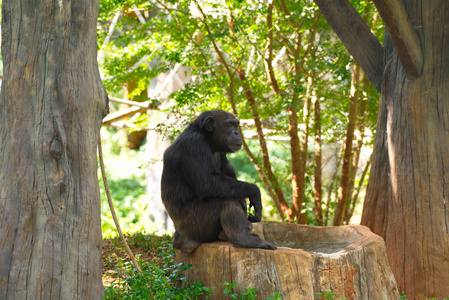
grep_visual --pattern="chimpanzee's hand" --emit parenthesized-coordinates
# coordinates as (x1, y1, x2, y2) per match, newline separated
(248, 212, 261, 223)
(248, 187, 262, 222)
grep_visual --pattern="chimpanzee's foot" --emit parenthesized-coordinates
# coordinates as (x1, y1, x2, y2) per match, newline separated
(259, 239, 276, 250)
(230, 235, 277, 250)
(218, 231, 273, 249)
(173, 230, 201, 253)
(231, 236, 277, 250)
(220, 201, 276, 250)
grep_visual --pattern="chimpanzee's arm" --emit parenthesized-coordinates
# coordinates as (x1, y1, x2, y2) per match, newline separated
(216, 153, 250, 214)
(183, 147, 262, 221)
(218, 153, 236, 178)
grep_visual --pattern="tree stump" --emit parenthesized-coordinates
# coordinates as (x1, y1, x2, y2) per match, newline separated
(175, 221, 400, 299)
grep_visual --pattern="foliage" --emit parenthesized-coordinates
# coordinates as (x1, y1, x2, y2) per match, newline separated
(98, 127, 153, 237)
(222, 282, 282, 300)
(223, 282, 257, 300)
(105, 260, 212, 299)
(104, 233, 214, 299)
(97, 0, 382, 224)
(397, 290, 449, 300)
(316, 290, 348, 300)
(228, 139, 291, 220)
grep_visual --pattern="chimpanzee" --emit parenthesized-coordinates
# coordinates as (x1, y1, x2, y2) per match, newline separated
(161, 110, 276, 253)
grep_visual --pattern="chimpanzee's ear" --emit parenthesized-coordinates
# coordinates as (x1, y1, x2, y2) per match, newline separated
(204, 116, 215, 132)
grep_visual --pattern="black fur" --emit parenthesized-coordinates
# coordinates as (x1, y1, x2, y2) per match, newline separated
(161, 110, 276, 252)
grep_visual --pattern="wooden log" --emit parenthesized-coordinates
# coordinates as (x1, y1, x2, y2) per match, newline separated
(176, 221, 400, 299)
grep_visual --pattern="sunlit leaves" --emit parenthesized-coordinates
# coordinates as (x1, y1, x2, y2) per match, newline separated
(97, 0, 380, 156)
(97, 0, 382, 221)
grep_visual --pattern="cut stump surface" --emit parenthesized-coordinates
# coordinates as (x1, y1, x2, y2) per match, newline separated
(175, 221, 399, 299)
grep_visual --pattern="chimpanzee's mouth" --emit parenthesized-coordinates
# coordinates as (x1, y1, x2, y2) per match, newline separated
(229, 143, 243, 152)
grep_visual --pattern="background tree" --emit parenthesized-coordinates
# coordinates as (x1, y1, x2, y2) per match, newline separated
(0, 0, 108, 298)
(97, 0, 379, 226)
(314, 0, 449, 297)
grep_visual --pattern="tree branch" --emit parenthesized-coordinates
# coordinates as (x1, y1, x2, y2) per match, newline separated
(191, 0, 288, 219)
(372, 0, 423, 79)
(265, 0, 281, 94)
(313, 0, 384, 91)
(97, 9, 122, 63)
(236, 67, 290, 218)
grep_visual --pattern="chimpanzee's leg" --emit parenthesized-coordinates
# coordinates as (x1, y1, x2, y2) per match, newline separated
(218, 220, 256, 241)
(172, 199, 275, 252)
(220, 200, 276, 250)
(172, 198, 224, 252)
(218, 198, 256, 241)
(238, 198, 247, 214)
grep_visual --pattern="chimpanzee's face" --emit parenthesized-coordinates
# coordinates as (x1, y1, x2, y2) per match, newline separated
(203, 110, 243, 153)
(222, 118, 242, 152)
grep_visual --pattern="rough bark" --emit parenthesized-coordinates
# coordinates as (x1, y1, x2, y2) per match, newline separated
(372, 0, 423, 78)
(0, 1, 108, 299)
(361, 1, 449, 298)
(176, 222, 399, 300)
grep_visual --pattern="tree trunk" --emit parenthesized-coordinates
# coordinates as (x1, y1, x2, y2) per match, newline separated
(324, 145, 342, 226)
(347, 156, 371, 223)
(344, 88, 367, 224)
(362, 1, 449, 297)
(0, 1, 108, 299)
(176, 222, 399, 300)
(334, 63, 360, 225)
(263, 7, 298, 221)
(296, 78, 314, 223)
(288, 105, 303, 221)
(237, 68, 288, 218)
(313, 90, 323, 225)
